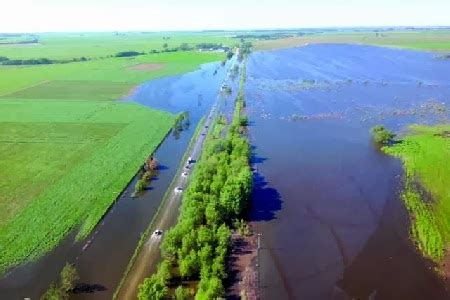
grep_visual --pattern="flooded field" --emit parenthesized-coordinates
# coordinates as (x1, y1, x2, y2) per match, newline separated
(0, 61, 231, 299)
(247, 44, 450, 299)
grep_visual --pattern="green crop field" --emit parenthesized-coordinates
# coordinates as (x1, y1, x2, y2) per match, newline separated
(0, 32, 234, 60)
(0, 51, 225, 98)
(0, 100, 175, 273)
(0, 32, 228, 274)
(5, 81, 133, 101)
(384, 125, 450, 262)
(253, 30, 450, 52)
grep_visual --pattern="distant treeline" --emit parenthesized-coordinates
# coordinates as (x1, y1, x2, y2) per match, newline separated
(0, 42, 232, 66)
(196, 43, 228, 50)
(115, 51, 144, 57)
(116, 43, 231, 57)
(0, 56, 89, 66)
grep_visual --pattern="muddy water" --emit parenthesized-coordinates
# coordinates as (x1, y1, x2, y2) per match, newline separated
(247, 44, 450, 299)
(0, 60, 232, 299)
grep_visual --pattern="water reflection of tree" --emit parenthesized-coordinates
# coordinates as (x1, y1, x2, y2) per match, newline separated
(172, 111, 190, 140)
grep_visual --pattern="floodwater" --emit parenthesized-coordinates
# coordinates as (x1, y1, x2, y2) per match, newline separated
(247, 44, 450, 299)
(0, 60, 232, 299)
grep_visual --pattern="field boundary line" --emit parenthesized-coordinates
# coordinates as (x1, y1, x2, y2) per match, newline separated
(0, 80, 50, 98)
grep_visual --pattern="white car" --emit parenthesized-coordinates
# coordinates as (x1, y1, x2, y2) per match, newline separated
(175, 186, 183, 193)
(182, 172, 189, 177)
(152, 229, 163, 238)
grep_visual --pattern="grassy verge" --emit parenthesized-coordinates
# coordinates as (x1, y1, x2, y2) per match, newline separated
(0, 100, 175, 274)
(384, 125, 450, 262)
(112, 117, 206, 299)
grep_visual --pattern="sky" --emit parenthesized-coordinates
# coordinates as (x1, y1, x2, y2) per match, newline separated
(1, 0, 450, 33)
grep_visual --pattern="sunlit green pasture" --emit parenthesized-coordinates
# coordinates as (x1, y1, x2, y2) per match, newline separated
(0, 32, 234, 60)
(0, 32, 228, 274)
(5, 81, 133, 100)
(0, 51, 225, 98)
(384, 125, 450, 261)
(0, 100, 175, 273)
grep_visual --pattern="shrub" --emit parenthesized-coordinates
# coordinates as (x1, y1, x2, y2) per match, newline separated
(41, 263, 78, 300)
(239, 116, 249, 127)
(115, 51, 143, 57)
(234, 219, 251, 236)
(40, 282, 66, 300)
(142, 171, 153, 182)
(175, 286, 191, 300)
(179, 43, 192, 51)
(134, 179, 147, 193)
(60, 263, 79, 292)
(371, 125, 396, 145)
(2, 58, 54, 65)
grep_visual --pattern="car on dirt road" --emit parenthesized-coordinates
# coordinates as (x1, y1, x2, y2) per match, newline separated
(152, 230, 163, 238)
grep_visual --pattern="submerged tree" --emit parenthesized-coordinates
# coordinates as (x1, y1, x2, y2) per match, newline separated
(40, 282, 67, 300)
(60, 263, 79, 293)
(371, 125, 396, 146)
(41, 263, 78, 300)
(134, 179, 147, 193)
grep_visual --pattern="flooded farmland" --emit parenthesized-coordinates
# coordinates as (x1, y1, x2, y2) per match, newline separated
(0, 60, 233, 299)
(247, 44, 450, 299)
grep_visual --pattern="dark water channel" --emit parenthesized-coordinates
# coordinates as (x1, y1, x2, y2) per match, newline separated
(0, 60, 234, 299)
(247, 44, 450, 299)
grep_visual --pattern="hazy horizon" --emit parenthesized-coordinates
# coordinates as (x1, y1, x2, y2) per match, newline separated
(3, 26, 450, 35)
(1, 0, 450, 33)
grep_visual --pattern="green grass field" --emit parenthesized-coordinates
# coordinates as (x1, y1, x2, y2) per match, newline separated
(0, 100, 175, 273)
(0, 33, 227, 274)
(0, 51, 225, 98)
(0, 32, 234, 60)
(5, 81, 133, 100)
(253, 31, 450, 52)
(384, 125, 450, 262)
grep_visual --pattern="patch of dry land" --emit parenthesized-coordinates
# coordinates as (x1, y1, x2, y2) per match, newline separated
(127, 63, 165, 71)
(253, 31, 450, 52)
